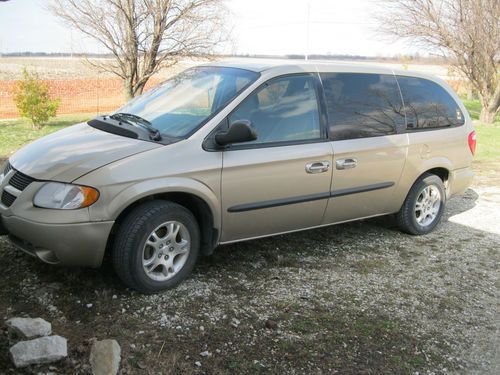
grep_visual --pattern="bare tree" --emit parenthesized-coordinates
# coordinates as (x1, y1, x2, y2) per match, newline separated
(376, 0, 500, 124)
(50, 0, 228, 99)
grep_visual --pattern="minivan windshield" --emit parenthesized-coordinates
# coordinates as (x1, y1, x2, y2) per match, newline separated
(116, 67, 259, 138)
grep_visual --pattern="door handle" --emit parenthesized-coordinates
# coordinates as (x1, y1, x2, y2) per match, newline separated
(336, 158, 357, 170)
(305, 161, 330, 174)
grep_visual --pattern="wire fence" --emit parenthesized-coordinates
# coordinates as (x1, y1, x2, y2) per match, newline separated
(0, 77, 162, 119)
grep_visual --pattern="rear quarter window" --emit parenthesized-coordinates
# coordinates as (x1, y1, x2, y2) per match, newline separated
(396, 76, 465, 130)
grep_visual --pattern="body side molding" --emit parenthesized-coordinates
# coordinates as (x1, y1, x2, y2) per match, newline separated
(228, 182, 395, 213)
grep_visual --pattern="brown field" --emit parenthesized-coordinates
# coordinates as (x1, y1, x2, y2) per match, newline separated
(0, 56, 467, 119)
(0, 57, 196, 118)
(0, 77, 163, 118)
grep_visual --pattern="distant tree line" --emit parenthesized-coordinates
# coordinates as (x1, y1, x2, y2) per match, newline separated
(2, 51, 450, 64)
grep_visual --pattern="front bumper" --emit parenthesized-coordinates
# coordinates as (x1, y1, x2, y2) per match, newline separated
(1, 215, 114, 268)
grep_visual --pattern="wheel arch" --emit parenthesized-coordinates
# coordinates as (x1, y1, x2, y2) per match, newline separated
(393, 162, 452, 215)
(396, 168, 447, 235)
(424, 167, 449, 184)
(103, 178, 221, 258)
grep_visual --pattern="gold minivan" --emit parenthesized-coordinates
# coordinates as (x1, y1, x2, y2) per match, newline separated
(0, 62, 475, 293)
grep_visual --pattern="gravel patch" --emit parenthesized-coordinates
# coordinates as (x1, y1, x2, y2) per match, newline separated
(0, 166, 498, 374)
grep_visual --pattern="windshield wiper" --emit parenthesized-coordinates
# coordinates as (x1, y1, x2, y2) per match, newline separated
(109, 113, 162, 141)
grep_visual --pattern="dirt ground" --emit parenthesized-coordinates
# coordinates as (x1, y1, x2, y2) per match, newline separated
(0, 163, 498, 374)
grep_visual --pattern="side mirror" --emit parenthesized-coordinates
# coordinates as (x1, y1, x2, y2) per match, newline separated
(215, 120, 257, 146)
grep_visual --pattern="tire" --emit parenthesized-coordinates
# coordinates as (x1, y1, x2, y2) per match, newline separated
(112, 200, 200, 293)
(396, 174, 446, 235)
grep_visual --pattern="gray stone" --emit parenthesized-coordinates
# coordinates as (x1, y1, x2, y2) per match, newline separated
(10, 335, 67, 368)
(6, 317, 52, 339)
(90, 339, 121, 375)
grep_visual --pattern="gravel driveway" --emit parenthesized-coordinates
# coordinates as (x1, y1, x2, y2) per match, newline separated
(1, 165, 499, 374)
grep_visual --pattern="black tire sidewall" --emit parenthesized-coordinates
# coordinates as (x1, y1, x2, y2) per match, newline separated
(405, 175, 446, 234)
(115, 201, 200, 293)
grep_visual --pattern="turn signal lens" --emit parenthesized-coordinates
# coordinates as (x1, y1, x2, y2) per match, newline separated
(80, 186, 100, 208)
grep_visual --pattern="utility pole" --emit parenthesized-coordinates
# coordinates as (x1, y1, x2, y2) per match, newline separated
(305, 2, 310, 60)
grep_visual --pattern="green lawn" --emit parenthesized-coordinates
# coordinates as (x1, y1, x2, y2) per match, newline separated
(474, 123, 500, 163)
(461, 98, 500, 122)
(0, 114, 92, 159)
(462, 99, 500, 163)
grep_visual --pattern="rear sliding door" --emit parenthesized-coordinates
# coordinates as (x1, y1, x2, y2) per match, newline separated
(320, 72, 409, 224)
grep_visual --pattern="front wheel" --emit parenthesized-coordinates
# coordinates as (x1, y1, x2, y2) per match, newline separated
(397, 174, 446, 235)
(112, 200, 200, 293)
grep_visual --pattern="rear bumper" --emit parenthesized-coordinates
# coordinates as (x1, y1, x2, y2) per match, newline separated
(448, 167, 475, 197)
(1, 215, 114, 268)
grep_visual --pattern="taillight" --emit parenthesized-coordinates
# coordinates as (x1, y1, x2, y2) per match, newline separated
(468, 130, 477, 155)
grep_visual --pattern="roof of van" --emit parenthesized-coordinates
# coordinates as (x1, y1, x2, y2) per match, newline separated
(201, 59, 443, 81)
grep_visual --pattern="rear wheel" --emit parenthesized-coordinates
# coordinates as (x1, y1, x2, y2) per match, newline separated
(112, 200, 200, 293)
(397, 174, 446, 235)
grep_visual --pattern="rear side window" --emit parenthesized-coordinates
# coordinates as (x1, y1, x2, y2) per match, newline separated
(396, 76, 464, 130)
(320, 73, 405, 141)
(228, 74, 321, 145)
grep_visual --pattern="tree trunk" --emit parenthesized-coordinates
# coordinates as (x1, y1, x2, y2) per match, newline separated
(31, 115, 39, 130)
(123, 78, 134, 101)
(479, 107, 497, 124)
(466, 87, 474, 101)
(123, 78, 147, 101)
(134, 82, 147, 97)
(478, 84, 500, 124)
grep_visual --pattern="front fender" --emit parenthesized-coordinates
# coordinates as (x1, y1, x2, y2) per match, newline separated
(88, 177, 221, 231)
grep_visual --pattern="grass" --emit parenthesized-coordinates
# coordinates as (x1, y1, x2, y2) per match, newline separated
(462, 98, 500, 163)
(459, 98, 500, 163)
(272, 303, 450, 374)
(0, 113, 93, 159)
(473, 122, 500, 163)
(461, 98, 483, 121)
(461, 98, 500, 122)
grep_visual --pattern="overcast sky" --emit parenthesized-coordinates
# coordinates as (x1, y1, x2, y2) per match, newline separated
(0, 0, 418, 57)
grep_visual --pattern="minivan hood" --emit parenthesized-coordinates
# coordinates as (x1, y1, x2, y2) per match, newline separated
(9, 123, 161, 182)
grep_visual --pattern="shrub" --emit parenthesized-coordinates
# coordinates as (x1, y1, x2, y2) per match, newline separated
(13, 68, 60, 129)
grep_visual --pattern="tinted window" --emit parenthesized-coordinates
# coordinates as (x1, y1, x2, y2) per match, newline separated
(321, 73, 404, 140)
(228, 74, 321, 144)
(397, 76, 464, 129)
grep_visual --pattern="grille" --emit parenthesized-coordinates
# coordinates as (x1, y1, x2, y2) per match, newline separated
(3, 162, 12, 175)
(1, 164, 36, 208)
(9, 171, 35, 191)
(1, 190, 16, 207)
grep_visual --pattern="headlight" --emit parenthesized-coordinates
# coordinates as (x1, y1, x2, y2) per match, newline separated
(34, 182, 99, 209)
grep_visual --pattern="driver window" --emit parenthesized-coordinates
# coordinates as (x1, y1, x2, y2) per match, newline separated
(228, 74, 321, 144)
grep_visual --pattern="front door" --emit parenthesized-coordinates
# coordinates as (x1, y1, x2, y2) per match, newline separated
(220, 73, 333, 242)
